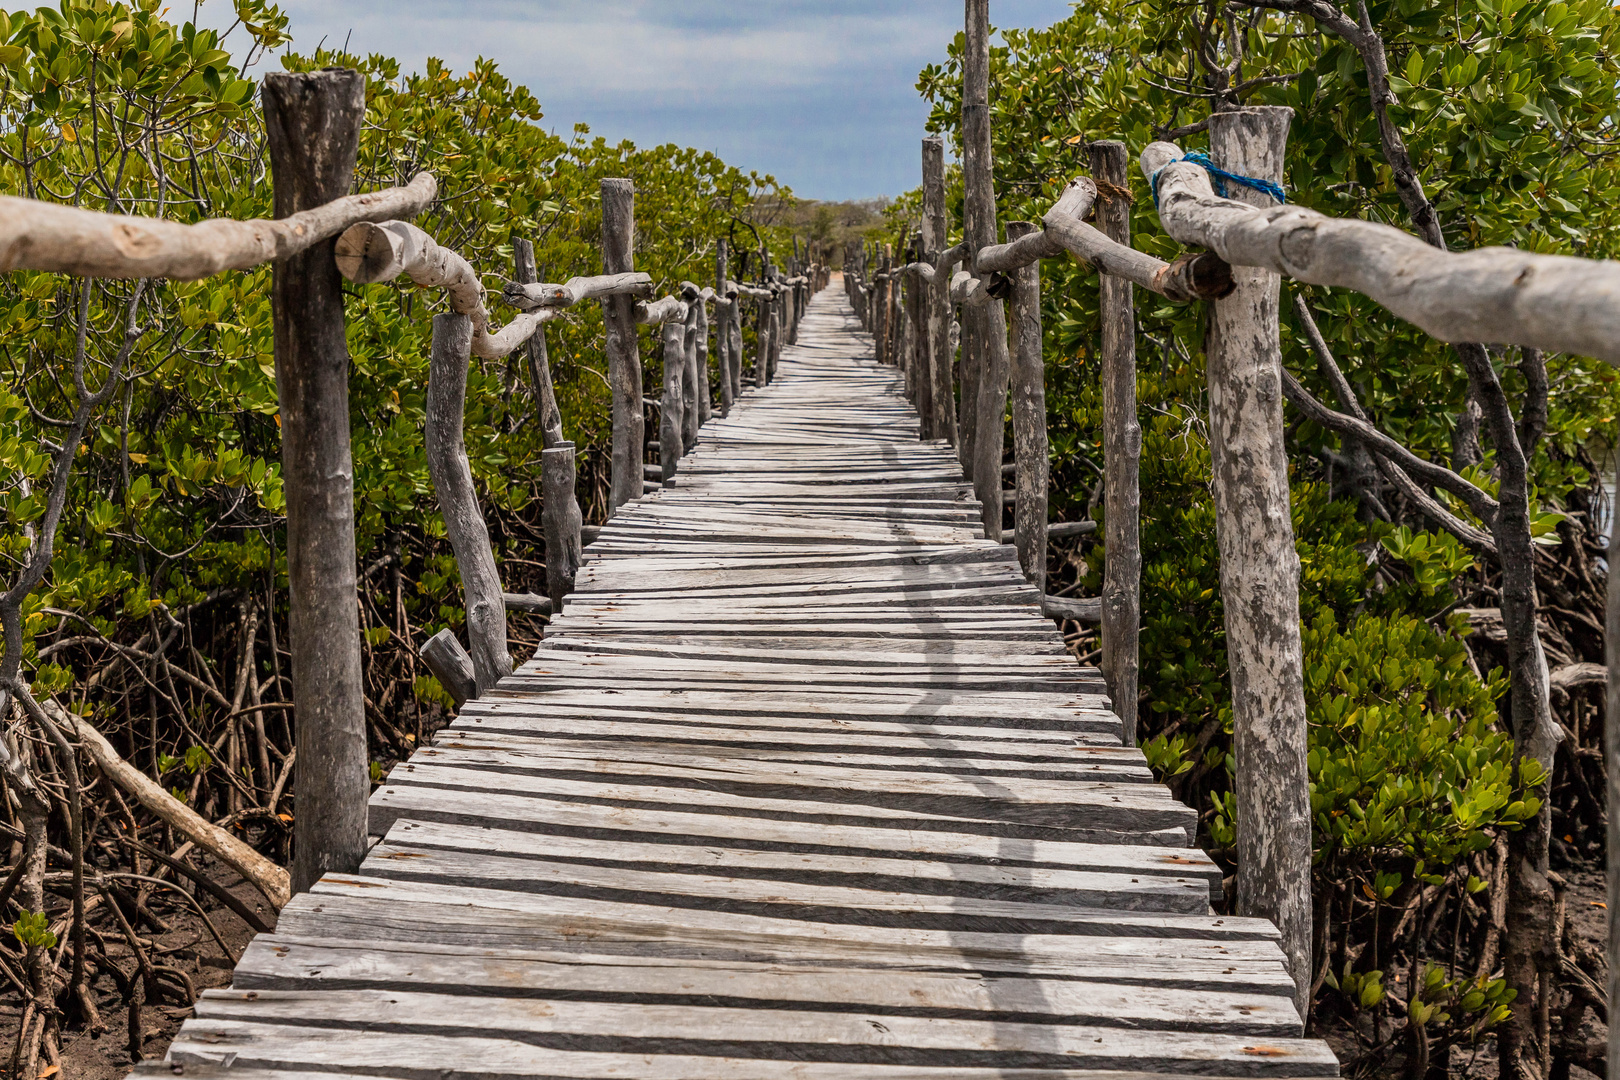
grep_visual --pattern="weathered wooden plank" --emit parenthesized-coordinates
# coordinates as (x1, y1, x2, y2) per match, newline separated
(184, 990, 1338, 1074)
(232, 938, 1298, 1034)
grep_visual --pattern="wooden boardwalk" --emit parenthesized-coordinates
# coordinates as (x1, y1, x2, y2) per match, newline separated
(158, 285, 1338, 1078)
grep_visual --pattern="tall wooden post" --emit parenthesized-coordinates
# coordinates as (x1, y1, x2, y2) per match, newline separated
(542, 442, 582, 611)
(680, 288, 701, 448)
(1006, 221, 1047, 592)
(514, 238, 564, 448)
(1092, 140, 1142, 746)
(601, 178, 642, 514)
(262, 69, 369, 894)
(1206, 106, 1309, 1014)
(426, 313, 512, 695)
(964, 0, 1010, 541)
(659, 316, 686, 481)
(716, 241, 733, 415)
(875, 251, 891, 366)
(693, 289, 712, 428)
(923, 137, 957, 447)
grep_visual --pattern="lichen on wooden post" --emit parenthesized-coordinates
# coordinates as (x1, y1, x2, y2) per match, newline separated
(426, 312, 512, 697)
(261, 68, 370, 894)
(1091, 140, 1142, 747)
(1205, 106, 1311, 1015)
(600, 178, 642, 514)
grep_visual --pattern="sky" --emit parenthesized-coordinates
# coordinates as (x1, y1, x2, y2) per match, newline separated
(201, 1, 1077, 202)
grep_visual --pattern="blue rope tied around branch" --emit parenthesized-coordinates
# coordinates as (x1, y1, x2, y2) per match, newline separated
(1151, 150, 1287, 207)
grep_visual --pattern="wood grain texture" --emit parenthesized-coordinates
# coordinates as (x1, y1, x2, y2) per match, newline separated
(150, 282, 1337, 1079)
(1203, 109, 1312, 1014)
(262, 68, 370, 894)
(1092, 142, 1142, 747)
(426, 312, 512, 694)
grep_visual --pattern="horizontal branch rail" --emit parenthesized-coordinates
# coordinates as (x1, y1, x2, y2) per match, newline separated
(1142, 139, 1620, 363)
(502, 272, 652, 309)
(0, 173, 436, 280)
(334, 220, 559, 359)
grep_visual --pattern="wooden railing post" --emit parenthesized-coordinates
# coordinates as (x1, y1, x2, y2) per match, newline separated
(728, 288, 744, 403)
(513, 238, 565, 448)
(1006, 221, 1047, 592)
(964, 0, 1011, 541)
(543, 441, 582, 612)
(660, 307, 686, 480)
(693, 286, 713, 428)
(681, 286, 703, 445)
(923, 137, 958, 447)
(767, 285, 783, 384)
(601, 178, 642, 514)
(426, 312, 513, 696)
(874, 252, 890, 366)
(1091, 140, 1142, 747)
(1206, 106, 1310, 1014)
(261, 69, 370, 894)
(716, 241, 733, 415)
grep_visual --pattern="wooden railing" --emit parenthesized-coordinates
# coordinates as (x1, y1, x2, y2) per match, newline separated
(837, 0, 1620, 1023)
(0, 67, 821, 903)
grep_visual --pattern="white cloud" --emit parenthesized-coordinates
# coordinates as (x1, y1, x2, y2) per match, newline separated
(205, 0, 1076, 199)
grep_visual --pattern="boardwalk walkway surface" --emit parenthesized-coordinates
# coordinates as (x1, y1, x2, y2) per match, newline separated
(156, 284, 1338, 1078)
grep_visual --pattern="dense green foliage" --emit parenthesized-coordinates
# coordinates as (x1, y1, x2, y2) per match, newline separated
(0, 0, 793, 782)
(907, 0, 1617, 1059)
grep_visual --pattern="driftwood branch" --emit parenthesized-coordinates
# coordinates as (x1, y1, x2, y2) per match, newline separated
(502, 272, 652, 310)
(334, 220, 559, 359)
(636, 296, 688, 325)
(0, 173, 435, 279)
(51, 703, 290, 909)
(974, 179, 1098, 274)
(1143, 139, 1620, 363)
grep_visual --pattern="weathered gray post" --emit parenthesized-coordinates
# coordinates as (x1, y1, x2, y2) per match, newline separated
(693, 289, 712, 428)
(680, 285, 704, 437)
(1006, 221, 1047, 592)
(660, 313, 686, 481)
(601, 178, 642, 513)
(716, 241, 733, 415)
(874, 252, 890, 366)
(923, 137, 957, 447)
(964, 0, 1011, 540)
(728, 292, 743, 402)
(426, 312, 512, 695)
(514, 238, 564, 448)
(542, 442, 582, 611)
(1092, 140, 1142, 746)
(262, 69, 369, 893)
(767, 288, 783, 383)
(1206, 106, 1309, 1014)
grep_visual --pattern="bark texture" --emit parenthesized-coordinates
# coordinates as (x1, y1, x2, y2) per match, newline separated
(1142, 140, 1620, 363)
(0, 172, 434, 279)
(262, 68, 370, 894)
(1092, 141, 1142, 747)
(513, 238, 564, 449)
(600, 179, 642, 513)
(1204, 108, 1311, 1014)
(543, 442, 583, 612)
(1006, 222, 1047, 591)
(426, 313, 512, 696)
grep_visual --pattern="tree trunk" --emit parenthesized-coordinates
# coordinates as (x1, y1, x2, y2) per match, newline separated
(1206, 107, 1312, 1016)
(600, 178, 641, 514)
(1092, 140, 1142, 747)
(262, 69, 370, 894)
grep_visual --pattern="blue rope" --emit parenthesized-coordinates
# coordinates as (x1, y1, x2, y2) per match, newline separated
(1151, 150, 1287, 207)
